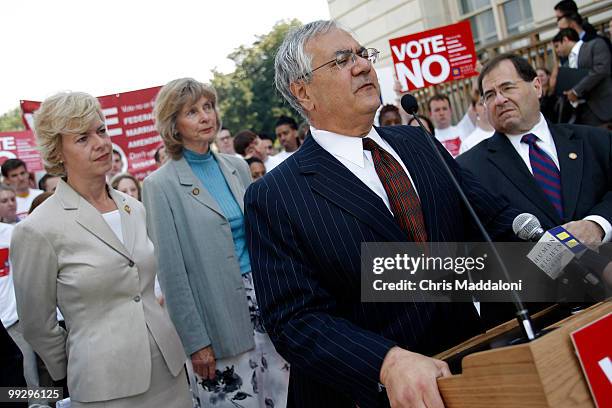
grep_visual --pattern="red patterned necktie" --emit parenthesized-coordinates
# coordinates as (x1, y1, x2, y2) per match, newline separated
(363, 138, 427, 242)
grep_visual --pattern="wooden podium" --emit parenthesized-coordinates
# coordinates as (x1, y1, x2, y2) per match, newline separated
(435, 301, 611, 408)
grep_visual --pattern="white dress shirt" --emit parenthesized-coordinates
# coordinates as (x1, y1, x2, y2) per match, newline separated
(310, 125, 418, 214)
(506, 113, 611, 242)
(568, 40, 583, 69)
(567, 40, 586, 108)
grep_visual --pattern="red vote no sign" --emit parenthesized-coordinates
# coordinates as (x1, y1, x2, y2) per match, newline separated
(389, 21, 478, 92)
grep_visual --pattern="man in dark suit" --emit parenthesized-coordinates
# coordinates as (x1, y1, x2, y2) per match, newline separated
(457, 54, 612, 324)
(458, 53, 611, 245)
(556, 10, 612, 51)
(244, 20, 518, 408)
(553, 1, 612, 85)
(552, 28, 612, 127)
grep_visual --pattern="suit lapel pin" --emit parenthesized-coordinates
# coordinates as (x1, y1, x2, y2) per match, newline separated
(192, 188, 200, 195)
(568, 152, 578, 160)
(124, 204, 131, 214)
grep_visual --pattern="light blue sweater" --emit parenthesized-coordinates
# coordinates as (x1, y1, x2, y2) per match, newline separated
(184, 149, 250, 275)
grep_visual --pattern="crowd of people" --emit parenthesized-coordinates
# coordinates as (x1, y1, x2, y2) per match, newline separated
(379, 0, 611, 159)
(1, 85, 302, 408)
(1, 1, 611, 408)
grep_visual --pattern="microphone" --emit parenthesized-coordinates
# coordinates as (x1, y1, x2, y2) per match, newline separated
(400, 94, 419, 115)
(512, 213, 544, 241)
(400, 93, 537, 341)
(512, 213, 607, 288)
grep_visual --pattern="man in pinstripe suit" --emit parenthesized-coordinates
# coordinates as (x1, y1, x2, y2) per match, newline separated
(244, 21, 517, 408)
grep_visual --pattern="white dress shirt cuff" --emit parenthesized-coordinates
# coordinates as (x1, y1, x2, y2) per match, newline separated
(583, 215, 612, 243)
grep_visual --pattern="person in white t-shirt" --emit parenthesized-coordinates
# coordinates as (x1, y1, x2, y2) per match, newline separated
(459, 95, 495, 155)
(274, 115, 301, 163)
(428, 94, 475, 157)
(0, 184, 19, 225)
(1, 159, 43, 220)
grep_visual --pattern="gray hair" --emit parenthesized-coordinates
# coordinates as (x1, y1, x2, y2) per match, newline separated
(274, 20, 339, 120)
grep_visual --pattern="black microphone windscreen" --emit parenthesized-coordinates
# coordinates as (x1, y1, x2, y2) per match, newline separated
(401, 94, 419, 115)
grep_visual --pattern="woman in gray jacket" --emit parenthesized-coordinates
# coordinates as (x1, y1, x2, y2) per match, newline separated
(143, 78, 289, 408)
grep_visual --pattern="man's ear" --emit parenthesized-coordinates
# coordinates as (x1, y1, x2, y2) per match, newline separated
(290, 81, 314, 113)
(532, 75, 543, 99)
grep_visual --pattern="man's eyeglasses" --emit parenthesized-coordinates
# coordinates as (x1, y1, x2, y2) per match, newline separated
(304, 47, 379, 78)
(482, 80, 527, 105)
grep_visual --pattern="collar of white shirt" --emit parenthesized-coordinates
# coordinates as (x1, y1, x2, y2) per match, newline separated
(505, 113, 555, 153)
(310, 125, 391, 168)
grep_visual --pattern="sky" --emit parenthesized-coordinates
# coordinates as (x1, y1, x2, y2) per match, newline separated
(0, 0, 330, 115)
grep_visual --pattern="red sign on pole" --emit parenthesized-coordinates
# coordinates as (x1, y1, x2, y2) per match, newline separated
(389, 21, 478, 92)
(0, 130, 43, 172)
(21, 86, 162, 180)
(571, 312, 612, 408)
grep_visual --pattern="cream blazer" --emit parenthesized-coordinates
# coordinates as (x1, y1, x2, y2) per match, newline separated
(10, 179, 186, 402)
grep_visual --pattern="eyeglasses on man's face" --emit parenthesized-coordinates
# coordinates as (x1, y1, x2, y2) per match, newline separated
(304, 47, 379, 78)
(482, 80, 529, 106)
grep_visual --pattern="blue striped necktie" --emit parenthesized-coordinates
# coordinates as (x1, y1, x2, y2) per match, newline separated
(521, 133, 563, 218)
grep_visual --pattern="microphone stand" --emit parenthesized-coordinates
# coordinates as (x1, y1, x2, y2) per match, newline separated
(404, 102, 536, 341)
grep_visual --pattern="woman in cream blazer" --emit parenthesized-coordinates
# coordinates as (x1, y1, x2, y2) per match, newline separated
(10, 92, 191, 407)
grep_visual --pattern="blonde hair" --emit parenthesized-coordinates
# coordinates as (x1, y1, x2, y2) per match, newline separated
(154, 78, 221, 160)
(33, 92, 104, 175)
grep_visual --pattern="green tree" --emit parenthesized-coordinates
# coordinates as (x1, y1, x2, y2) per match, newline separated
(0, 107, 25, 132)
(212, 19, 303, 137)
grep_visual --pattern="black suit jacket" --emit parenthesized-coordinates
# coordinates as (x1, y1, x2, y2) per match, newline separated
(457, 123, 612, 325)
(457, 123, 612, 230)
(245, 125, 518, 407)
